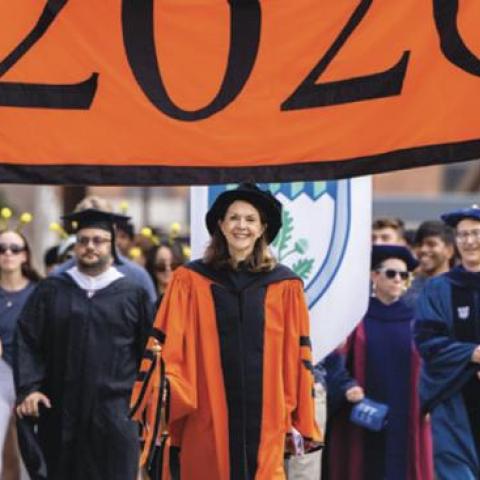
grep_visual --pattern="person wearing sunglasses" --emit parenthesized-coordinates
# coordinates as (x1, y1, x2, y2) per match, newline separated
(145, 241, 186, 305)
(14, 209, 153, 480)
(131, 183, 321, 480)
(324, 244, 433, 480)
(415, 205, 480, 479)
(0, 229, 41, 479)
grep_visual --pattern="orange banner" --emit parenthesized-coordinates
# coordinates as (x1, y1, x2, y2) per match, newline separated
(1, 0, 480, 185)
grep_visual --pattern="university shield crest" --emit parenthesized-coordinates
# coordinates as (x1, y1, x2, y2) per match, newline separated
(192, 178, 371, 360)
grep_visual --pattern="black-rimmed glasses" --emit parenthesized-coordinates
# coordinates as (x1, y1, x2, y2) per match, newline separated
(76, 235, 112, 247)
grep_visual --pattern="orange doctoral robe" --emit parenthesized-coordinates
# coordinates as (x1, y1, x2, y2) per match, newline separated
(131, 261, 322, 479)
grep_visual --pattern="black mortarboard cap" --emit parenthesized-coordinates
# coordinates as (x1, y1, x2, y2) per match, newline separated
(62, 208, 130, 232)
(371, 244, 418, 272)
(62, 209, 131, 263)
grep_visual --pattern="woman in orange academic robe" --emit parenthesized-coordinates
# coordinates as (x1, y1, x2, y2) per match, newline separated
(131, 183, 322, 480)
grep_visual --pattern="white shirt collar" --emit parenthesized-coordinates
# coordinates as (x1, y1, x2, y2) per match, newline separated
(66, 266, 124, 297)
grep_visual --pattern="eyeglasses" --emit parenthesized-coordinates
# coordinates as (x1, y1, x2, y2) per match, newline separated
(456, 229, 480, 243)
(376, 268, 409, 281)
(0, 243, 25, 255)
(76, 235, 112, 247)
(155, 260, 181, 273)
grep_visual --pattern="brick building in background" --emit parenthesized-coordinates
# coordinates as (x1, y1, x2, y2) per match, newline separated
(374, 160, 480, 226)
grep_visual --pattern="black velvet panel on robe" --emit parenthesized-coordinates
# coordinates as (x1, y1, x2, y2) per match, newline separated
(451, 281, 480, 461)
(14, 274, 153, 480)
(186, 260, 298, 480)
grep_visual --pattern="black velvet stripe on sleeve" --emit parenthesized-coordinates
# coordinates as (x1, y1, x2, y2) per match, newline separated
(146, 358, 167, 470)
(143, 350, 155, 361)
(147, 434, 168, 479)
(302, 359, 314, 373)
(130, 357, 157, 418)
(300, 336, 312, 348)
(152, 327, 166, 344)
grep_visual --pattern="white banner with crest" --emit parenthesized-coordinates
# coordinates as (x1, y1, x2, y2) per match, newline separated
(190, 178, 371, 361)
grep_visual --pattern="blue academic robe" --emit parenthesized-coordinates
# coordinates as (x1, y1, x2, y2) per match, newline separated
(415, 266, 480, 479)
(325, 297, 433, 480)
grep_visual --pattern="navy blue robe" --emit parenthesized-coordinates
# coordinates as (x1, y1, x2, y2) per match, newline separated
(326, 297, 433, 480)
(415, 266, 480, 479)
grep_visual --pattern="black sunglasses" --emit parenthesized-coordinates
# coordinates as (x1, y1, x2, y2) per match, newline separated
(0, 243, 26, 254)
(377, 268, 409, 281)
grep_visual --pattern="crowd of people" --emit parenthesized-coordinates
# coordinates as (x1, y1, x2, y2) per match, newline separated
(1, 185, 480, 479)
(0, 195, 190, 480)
(320, 210, 480, 480)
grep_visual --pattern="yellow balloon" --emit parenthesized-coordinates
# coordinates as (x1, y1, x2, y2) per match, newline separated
(170, 222, 181, 235)
(1, 208, 12, 219)
(20, 212, 33, 224)
(140, 227, 152, 238)
(129, 246, 142, 259)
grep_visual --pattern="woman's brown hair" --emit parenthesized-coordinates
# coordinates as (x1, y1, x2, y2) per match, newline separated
(203, 206, 277, 272)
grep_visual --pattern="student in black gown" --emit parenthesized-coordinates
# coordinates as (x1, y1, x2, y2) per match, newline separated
(14, 209, 153, 480)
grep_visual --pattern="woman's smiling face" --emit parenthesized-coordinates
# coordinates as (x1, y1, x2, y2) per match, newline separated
(219, 200, 266, 261)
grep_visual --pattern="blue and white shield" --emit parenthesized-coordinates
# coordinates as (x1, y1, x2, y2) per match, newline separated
(191, 178, 371, 361)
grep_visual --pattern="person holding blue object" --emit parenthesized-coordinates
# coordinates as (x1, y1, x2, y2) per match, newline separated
(415, 205, 480, 479)
(325, 245, 433, 480)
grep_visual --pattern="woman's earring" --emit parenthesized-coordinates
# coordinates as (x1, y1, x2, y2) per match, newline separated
(371, 282, 376, 297)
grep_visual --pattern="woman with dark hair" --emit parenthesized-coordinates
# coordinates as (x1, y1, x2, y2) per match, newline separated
(0, 229, 40, 368)
(0, 229, 40, 478)
(131, 183, 321, 480)
(145, 241, 186, 302)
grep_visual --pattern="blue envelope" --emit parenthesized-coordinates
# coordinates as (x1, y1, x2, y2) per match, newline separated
(350, 398, 389, 431)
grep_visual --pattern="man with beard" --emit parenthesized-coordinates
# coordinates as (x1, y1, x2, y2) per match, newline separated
(14, 209, 153, 480)
(404, 220, 455, 304)
(53, 195, 157, 304)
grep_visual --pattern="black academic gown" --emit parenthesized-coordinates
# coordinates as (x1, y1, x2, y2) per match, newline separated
(14, 273, 153, 480)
